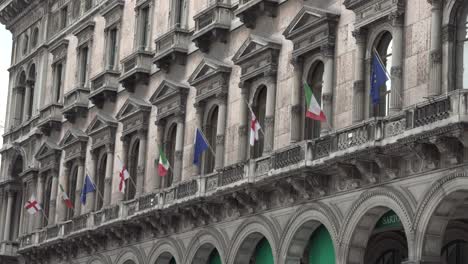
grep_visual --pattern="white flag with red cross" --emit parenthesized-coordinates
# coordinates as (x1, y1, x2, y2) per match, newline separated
(25, 195, 42, 215)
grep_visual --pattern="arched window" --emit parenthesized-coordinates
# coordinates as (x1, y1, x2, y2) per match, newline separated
(442, 240, 468, 264)
(31, 27, 39, 48)
(67, 166, 78, 220)
(252, 86, 267, 159)
(251, 238, 274, 264)
(22, 34, 29, 55)
(208, 249, 222, 264)
(95, 154, 107, 210)
(305, 61, 324, 140)
(54, 62, 64, 103)
(126, 140, 139, 200)
(457, 6, 468, 89)
(28, 64, 36, 119)
(164, 124, 177, 188)
(15, 71, 27, 125)
(373, 31, 393, 117)
(43, 176, 53, 227)
(203, 106, 218, 174)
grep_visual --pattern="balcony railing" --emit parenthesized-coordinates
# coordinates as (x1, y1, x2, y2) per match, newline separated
(119, 50, 154, 91)
(153, 27, 192, 72)
(37, 103, 63, 135)
(17, 89, 468, 250)
(89, 70, 120, 108)
(62, 87, 90, 122)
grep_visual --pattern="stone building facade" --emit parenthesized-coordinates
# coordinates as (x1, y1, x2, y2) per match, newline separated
(0, 0, 467, 263)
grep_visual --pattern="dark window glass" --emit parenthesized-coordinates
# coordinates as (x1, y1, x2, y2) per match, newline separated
(96, 154, 107, 210)
(252, 86, 267, 159)
(126, 141, 139, 200)
(204, 106, 218, 174)
(373, 32, 393, 117)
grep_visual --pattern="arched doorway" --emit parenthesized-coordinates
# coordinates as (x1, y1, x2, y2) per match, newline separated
(154, 252, 176, 264)
(364, 210, 408, 264)
(208, 249, 222, 264)
(234, 233, 274, 264)
(303, 225, 335, 264)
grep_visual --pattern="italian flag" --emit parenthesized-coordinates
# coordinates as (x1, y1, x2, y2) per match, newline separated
(158, 146, 170, 177)
(59, 184, 74, 209)
(304, 82, 326, 121)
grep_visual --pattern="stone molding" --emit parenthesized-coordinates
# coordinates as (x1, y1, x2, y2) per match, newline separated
(150, 79, 189, 125)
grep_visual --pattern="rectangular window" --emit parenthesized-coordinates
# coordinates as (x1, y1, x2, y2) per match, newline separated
(107, 28, 118, 69)
(79, 46, 89, 86)
(54, 63, 63, 103)
(139, 6, 150, 50)
(60, 6, 68, 29)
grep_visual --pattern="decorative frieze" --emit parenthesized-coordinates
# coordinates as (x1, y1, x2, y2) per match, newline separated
(50, 39, 69, 64)
(85, 112, 117, 151)
(100, 0, 125, 29)
(344, 0, 405, 30)
(72, 20, 95, 47)
(35, 141, 61, 174)
(150, 79, 189, 124)
(115, 96, 151, 138)
(59, 128, 88, 162)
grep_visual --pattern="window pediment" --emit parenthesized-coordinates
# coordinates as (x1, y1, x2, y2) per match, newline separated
(59, 128, 88, 162)
(188, 58, 231, 104)
(101, 0, 125, 28)
(35, 141, 61, 173)
(116, 96, 152, 136)
(283, 6, 339, 59)
(50, 39, 69, 63)
(150, 80, 189, 124)
(86, 112, 117, 150)
(72, 20, 95, 47)
(233, 35, 281, 83)
(344, 0, 405, 30)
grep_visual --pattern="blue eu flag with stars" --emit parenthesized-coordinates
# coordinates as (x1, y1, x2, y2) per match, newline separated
(80, 174, 96, 205)
(193, 128, 210, 166)
(370, 52, 389, 105)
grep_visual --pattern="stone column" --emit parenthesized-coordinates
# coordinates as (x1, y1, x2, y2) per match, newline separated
(49, 173, 58, 225)
(390, 12, 404, 114)
(155, 126, 164, 189)
(136, 130, 147, 196)
(103, 144, 114, 205)
(428, 0, 443, 96)
(215, 94, 227, 170)
(74, 158, 85, 216)
(290, 58, 303, 143)
(35, 175, 44, 229)
(57, 165, 70, 222)
(352, 29, 367, 123)
(238, 85, 249, 162)
(321, 45, 334, 133)
(86, 152, 97, 213)
(174, 117, 184, 183)
(264, 74, 277, 154)
(193, 104, 204, 175)
(3, 191, 15, 241)
(0, 191, 5, 240)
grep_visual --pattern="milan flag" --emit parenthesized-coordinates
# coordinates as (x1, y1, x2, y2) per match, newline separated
(118, 158, 130, 193)
(25, 195, 41, 215)
(249, 110, 262, 146)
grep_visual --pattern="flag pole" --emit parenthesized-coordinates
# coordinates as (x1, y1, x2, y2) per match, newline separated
(85, 168, 105, 203)
(117, 155, 138, 191)
(59, 183, 75, 213)
(242, 98, 266, 136)
(40, 209, 49, 225)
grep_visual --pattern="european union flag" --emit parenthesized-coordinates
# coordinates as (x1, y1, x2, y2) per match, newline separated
(370, 53, 389, 105)
(80, 174, 96, 205)
(193, 128, 209, 166)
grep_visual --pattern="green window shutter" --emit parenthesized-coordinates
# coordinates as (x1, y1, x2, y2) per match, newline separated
(208, 249, 222, 264)
(308, 225, 335, 264)
(254, 238, 274, 264)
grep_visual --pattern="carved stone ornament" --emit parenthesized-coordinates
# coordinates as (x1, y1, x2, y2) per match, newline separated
(442, 24, 455, 43)
(72, 20, 95, 47)
(343, 0, 405, 30)
(150, 79, 189, 124)
(188, 57, 231, 105)
(35, 140, 61, 174)
(233, 34, 281, 84)
(116, 96, 151, 137)
(50, 39, 69, 64)
(59, 128, 89, 162)
(86, 112, 118, 151)
(100, 0, 125, 29)
(283, 5, 339, 60)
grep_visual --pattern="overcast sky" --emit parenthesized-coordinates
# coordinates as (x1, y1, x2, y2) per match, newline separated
(0, 25, 12, 149)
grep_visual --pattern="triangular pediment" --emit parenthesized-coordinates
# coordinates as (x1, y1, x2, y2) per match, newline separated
(59, 128, 88, 147)
(86, 112, 118, 135)
(35, 141, 60, 160)
(150, 79, 190, 106)
(233, 35, 281, 64)
(116, 96, 151, 121)
(284, 6, 339, 40)
(188, 58, 232, 86)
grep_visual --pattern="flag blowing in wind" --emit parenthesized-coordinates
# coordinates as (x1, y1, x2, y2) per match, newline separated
(158, 146, 170, 177)
(118, 158, 130, 193)
(59, 184, 74, 209)
(304, 82, 326, 121)
(249, 110, 262, 146)
(370, 52, 389, 105)
(80, 174, 96, 205)
(193, 128, 209, 166)
(25, 195, 41, 215)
